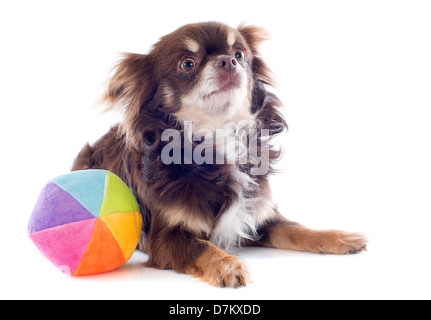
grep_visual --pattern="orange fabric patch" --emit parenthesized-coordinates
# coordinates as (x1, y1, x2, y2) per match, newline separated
(73, 219, 125, 276)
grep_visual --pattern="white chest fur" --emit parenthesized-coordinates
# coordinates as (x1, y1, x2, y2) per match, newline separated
(209, 166, 275, 253)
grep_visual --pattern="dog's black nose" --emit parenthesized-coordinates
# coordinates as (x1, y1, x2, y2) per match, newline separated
(215, 55, 237, 72)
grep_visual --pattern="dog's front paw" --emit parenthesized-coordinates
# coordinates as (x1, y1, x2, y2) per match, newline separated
(202, 255, 251, 288)
(189, 241, 251, 288)
(315, 230, 368, 255)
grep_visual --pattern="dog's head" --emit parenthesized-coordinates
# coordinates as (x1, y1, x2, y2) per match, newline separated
(104, 22, 282, 148)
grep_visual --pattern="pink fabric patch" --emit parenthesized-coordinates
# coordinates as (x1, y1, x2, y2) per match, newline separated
(29, 218, 96, 275)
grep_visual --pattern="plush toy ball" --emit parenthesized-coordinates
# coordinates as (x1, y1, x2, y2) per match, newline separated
(28, 169, 142, 276)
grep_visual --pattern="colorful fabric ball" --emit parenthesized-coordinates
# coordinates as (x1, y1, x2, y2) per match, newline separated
(28, 169, 142, 276)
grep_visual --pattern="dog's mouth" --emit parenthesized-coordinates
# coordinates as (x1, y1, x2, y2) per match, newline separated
(204, 80, 240, 98)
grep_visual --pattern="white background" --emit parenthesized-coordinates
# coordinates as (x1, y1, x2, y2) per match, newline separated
(1, 0, 430, 300)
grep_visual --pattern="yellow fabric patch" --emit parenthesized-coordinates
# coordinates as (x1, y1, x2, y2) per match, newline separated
(100, 211, 142, 262)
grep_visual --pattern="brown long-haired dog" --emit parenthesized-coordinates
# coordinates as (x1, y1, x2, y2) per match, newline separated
(72, 22, 367, 287)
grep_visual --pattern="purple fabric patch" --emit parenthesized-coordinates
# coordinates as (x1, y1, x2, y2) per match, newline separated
(28, 182, 94, 234)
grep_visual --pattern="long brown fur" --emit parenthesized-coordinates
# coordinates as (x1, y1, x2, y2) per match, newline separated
(72, 22, 367, 287)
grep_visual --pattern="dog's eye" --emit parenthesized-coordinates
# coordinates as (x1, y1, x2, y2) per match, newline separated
(180, 58, 196, 71)
(234, 49, 245, 62)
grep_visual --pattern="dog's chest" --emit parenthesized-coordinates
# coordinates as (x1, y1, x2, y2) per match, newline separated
(209, 166, 275, 252)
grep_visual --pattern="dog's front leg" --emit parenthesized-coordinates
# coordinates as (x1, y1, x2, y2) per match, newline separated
(255, 212, 368, 255)
(146, 221, 251, 288)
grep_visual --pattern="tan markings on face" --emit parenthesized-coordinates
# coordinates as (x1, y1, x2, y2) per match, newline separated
(162, 83, 174, 106)
(227, 30, 236, 47)
(184, 38, 200, 53)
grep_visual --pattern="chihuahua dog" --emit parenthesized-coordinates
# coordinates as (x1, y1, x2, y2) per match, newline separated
(72, 22, 367, 287)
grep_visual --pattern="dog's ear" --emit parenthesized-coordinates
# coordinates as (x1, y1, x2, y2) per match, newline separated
(103, 53, 156, 142)
(237, 25, 270, 54)
(238, 25, 286, 134)
(237, 25, 274, 87)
